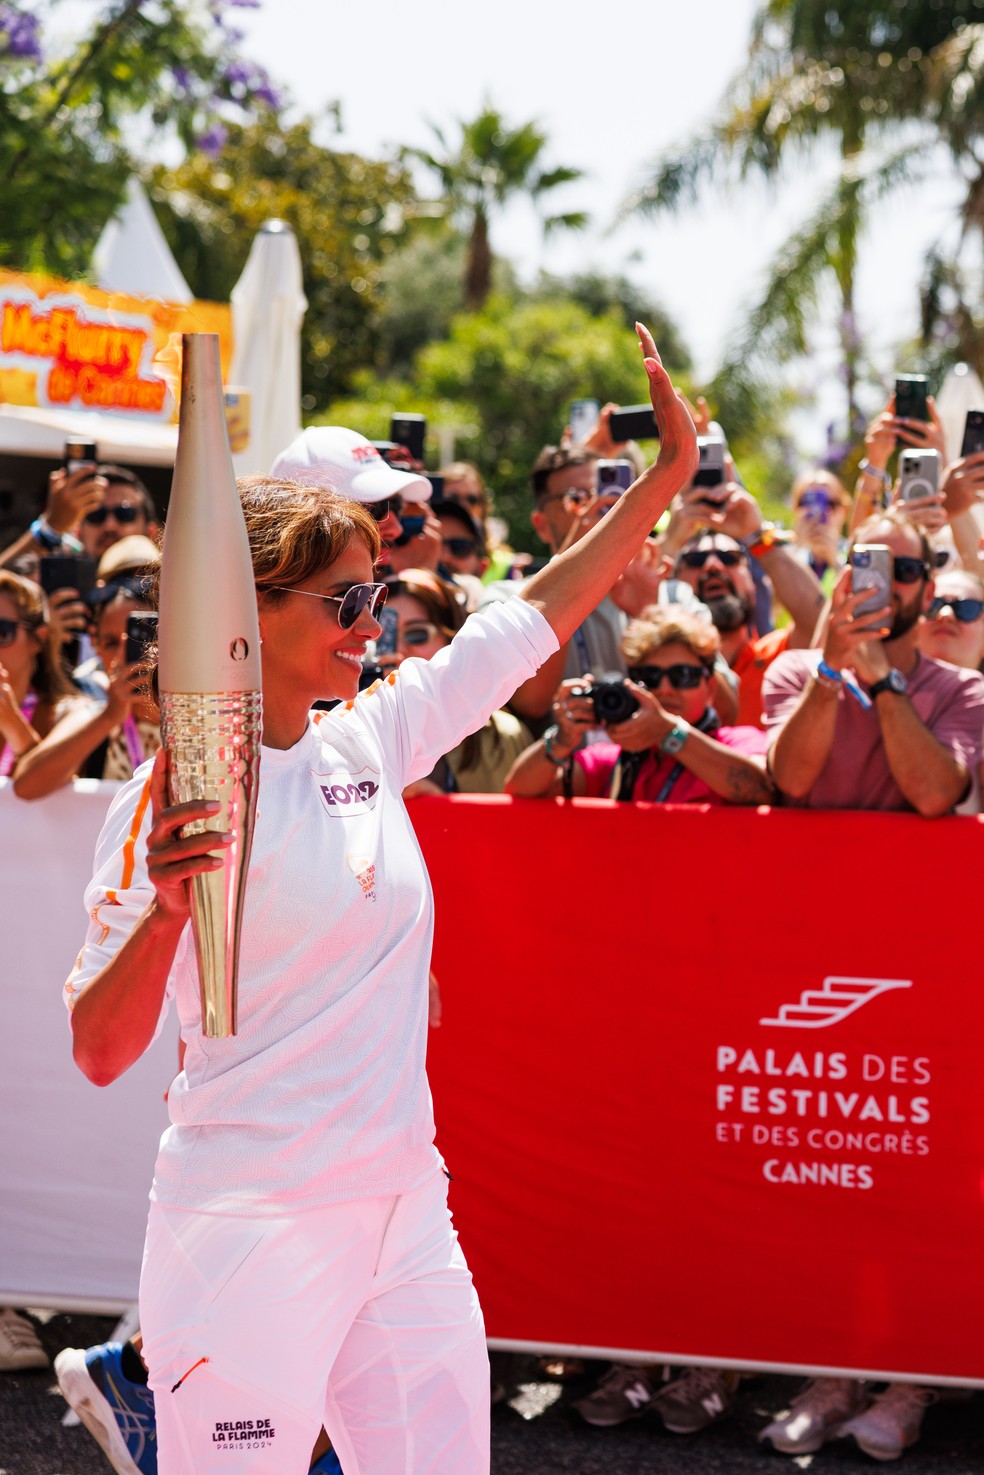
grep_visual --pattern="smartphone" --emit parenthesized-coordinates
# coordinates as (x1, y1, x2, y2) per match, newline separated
(374, 605, 398, 660)
(798, 485, 832, 523)
(960, 409, 984, 457)
(851, 544, 893, 627)
(38, 554, 99, 599)
(125, 612, 158, 667)
(595, 459, 634, 497)
(426, 474, 444, 500)
(393, 514, 426, 548)
(569, 398, 600, 445)
(389, 413, 426, 462)
(608, 404, 659, 443)
(693, 436, 726, 490)
(898, 448, 940, 500)
(895, 374, 929, 425)
(63, 440, 97, 475)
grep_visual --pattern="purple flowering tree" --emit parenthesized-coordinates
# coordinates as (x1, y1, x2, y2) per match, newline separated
(0, 0, 284, 275)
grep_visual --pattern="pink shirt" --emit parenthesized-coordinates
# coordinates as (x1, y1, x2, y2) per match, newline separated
(574, 725, 769, 804)
(762, 649, 984, 811)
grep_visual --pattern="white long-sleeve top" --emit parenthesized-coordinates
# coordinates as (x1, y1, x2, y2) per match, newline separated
(66, 598, 557, 1215)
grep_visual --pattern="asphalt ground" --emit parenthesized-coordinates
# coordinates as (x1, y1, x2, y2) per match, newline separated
(2, 1313, 982, 1475)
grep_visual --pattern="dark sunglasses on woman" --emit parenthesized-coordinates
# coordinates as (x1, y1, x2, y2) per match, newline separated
(0, 618, 38, 647)
(928, 596, 984, 622)
(628, 662, 713, 691)
(260, 582, 388, 630)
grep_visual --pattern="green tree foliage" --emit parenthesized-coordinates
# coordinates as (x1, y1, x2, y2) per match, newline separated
(150, 115, 416, 406)
(405, 105, 588, 310)
(0, 0, 281, 276)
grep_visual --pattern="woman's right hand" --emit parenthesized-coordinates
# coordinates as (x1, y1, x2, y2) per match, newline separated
(145, 749, 230, 923)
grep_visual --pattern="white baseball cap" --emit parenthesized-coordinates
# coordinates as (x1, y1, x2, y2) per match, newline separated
(270, 427, 431, 505)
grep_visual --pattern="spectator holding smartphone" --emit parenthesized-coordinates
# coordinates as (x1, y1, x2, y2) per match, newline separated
(917, 567, 984, 812)
(13, 580, 160, 798)
(851, 391, 946, 534)
(0, 571, 82, 779)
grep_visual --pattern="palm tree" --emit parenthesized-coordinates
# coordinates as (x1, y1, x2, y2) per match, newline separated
(621, 0, 946, 439)
(406, 105, 587, 311)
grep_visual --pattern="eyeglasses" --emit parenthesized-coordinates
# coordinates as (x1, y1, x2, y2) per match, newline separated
(628, 662, 712, 691)
(400, 622, 442, 648)
(442, 537, 480, 558)
(893, 556, 930, 584)
(0, 617, 37, 647)
(367, 497, 402, 523)
(455, 493, 484, 509)
(261, 582, 388, 629)
(83, 502, 141, 527)
(679, 547, 744, 570)
(929, 596, 984, 622)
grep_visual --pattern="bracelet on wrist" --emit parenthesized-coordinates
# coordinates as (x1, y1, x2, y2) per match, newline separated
(30, 515, 64, 551)
(543, 724, 578, 767)
(858, 459, 892, 488)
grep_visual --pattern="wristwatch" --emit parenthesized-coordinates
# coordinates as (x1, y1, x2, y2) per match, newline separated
(660, 721, 690, 755)
(869, 669, 908, 699)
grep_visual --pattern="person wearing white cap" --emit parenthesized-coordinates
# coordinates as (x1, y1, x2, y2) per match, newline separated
(272, 427, 431, 573)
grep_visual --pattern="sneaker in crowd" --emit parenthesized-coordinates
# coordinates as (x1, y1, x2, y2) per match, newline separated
(572, 1362, 661, 1426)
(836, 1382, 938, 1461)
(759, 1375, 869, 1454)
(652, 1366, 739, 1433)
(309, 1450, 343, 1474)
(0, 1307, 49, 1371)
(55, 1342, 156, 1475)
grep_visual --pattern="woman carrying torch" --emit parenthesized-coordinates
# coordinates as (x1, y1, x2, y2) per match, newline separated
(63, 326, 696, 1475)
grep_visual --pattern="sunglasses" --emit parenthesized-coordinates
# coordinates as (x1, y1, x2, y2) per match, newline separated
(628, 662, 712, 691)
(0, 617, 37, 647)
(83, 502, 141, 527)
(367, 497, 402, 523)
(679, 547, 744, 570)
(442, 537, 480, 558)
(893, 556, 930, 584)
(400, 622, 442, 648)
(929, 596, 984, 622)
(262, 582, 388, 629)
(454, 493, 484, 509)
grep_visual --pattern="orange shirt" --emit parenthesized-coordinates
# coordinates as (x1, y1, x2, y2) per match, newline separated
(733, 626, 792, 728)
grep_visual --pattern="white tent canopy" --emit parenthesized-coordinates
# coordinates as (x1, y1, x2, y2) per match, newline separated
(92, 177, 193, 304)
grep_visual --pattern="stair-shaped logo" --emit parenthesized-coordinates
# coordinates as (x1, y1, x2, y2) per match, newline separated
(759, 976, 912, 1030)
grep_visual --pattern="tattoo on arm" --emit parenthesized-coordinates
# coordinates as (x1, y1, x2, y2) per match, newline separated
(724, 760, 776, 804)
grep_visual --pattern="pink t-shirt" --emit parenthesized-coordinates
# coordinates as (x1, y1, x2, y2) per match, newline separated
(574, 725, 769, 804)
(762, 649, 984, 811)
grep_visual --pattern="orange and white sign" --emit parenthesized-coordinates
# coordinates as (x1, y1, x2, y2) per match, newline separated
(0, 268, 231, 422)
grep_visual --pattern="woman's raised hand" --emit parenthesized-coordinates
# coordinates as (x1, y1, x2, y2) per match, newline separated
(637, 322, 699, 484)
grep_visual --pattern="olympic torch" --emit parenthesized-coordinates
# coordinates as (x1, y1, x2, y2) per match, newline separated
(157, 333, 262, 1037)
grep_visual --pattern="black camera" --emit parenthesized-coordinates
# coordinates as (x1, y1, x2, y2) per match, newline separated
(574, 673, 639, 726)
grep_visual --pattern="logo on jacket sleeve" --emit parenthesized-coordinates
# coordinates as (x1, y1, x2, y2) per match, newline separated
(314, 766, 381, 815)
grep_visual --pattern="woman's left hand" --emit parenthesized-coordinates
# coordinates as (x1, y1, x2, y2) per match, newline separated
(605, 680, 674, 752)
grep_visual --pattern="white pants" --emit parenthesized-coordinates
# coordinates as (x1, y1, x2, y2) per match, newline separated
(139, 1171, 490, 1475)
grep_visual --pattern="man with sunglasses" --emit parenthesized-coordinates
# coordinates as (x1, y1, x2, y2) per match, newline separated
(673, 530, 824, 726)
(77, 467, 158, 560)
(271, 426, 431, 578)
(763, 512, 984, 817)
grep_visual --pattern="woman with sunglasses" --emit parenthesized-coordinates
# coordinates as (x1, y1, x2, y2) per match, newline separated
(505, 605, 774, 804)
(0, 570, 82, 779)
(65, 328, 695, 1475)
(380, 569, 531, 795)
(917, 570, 984, 813)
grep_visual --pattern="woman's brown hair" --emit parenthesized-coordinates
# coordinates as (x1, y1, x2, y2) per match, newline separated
(0, 569, 74, 703)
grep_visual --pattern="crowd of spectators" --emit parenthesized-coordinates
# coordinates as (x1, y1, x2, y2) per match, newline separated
(2, 380, 982, 1470)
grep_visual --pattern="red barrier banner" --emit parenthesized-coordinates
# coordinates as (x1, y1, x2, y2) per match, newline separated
(417, 796, 984, 1386)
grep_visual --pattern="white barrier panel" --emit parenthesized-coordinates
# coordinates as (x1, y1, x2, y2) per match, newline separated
(0, 781, 177, 1312)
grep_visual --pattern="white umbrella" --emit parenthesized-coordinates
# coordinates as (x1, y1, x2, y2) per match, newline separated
(229, 219, 307, 476)
(935, 362, 984, 463)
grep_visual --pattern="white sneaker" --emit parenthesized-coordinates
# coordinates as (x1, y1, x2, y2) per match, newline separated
(0, 1306, 48, 1371)
(759, 1376, 868, 1453)
(836, 1382, 937, 1461)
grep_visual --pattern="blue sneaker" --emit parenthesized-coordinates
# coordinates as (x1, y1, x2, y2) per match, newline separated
(309, 1449, 343, 1474)
(55, 1341, 157, 1475)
